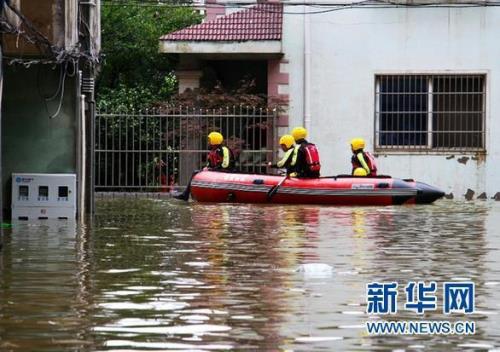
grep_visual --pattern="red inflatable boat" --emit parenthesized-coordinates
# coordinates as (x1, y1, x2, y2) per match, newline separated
(189, 171, 445, 205)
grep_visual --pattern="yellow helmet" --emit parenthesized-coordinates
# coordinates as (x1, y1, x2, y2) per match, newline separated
(279, 134, 295, 149)
(353, 167, 368, 176)
(208, 131, 223, 145)
(291, 127, 307, 141)
(350, 138, 365, 151)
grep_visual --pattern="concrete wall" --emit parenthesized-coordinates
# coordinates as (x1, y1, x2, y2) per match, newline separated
(283, 6, 500, 198)
(3, 0, 78, 56)
(281, 6, 304, 135)
(1, 65, 77, 216)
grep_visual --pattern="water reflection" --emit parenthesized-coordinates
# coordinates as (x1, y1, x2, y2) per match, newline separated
(0, 220, 93, 351)
(0, 199, 499, 351)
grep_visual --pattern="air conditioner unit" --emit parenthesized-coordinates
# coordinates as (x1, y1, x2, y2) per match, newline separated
(11, 173, 76, 220)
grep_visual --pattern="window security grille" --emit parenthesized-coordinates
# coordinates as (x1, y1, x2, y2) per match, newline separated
(375, 75, 485, 152)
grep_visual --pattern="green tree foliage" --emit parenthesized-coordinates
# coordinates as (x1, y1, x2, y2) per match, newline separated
(97, 4, 202, 110)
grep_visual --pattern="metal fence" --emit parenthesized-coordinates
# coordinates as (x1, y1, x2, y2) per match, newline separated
(95, 106, 278, 191)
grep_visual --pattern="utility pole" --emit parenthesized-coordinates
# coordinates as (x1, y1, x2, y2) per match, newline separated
(0, 1, 6, 251)
(0, 43, 4, 248)
(0, 45, 3, 222)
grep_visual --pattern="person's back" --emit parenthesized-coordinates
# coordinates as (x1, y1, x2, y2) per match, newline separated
(292, 127, 321, 178)
(350, 138, 377, 176)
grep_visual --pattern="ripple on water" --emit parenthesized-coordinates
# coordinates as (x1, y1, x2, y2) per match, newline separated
(457, 343, 494, 349)
(100, 269, 141, 274)
(104, 340, 233, 350)
(295, 336, 343, 343)
(180, 315, 210, 321)
(113, 318, 171, 326)
(103, 290, 141, 297)
(161, 278, 205, 286)
(125, 286, 163, 290)
(99, 301, 188, 311)
(150, 271, 179, 277)
(184, 261, 211, 268)
(95, 324, 232, 335)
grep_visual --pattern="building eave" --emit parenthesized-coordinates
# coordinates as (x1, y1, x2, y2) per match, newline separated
(159, 40, 282, 55)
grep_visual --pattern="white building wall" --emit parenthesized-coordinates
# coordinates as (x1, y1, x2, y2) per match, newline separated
(283, 6, 500, 198)
(281, 6, 305, 135)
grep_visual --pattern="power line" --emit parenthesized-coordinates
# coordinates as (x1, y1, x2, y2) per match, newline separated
(101, 0, 500, 6)
(100, 0, 500, 14)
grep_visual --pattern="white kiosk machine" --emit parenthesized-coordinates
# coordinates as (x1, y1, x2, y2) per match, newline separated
(11, 173, 76, 220)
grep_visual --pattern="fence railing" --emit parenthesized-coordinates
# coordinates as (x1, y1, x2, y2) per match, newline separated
(95, 106, 278, 191)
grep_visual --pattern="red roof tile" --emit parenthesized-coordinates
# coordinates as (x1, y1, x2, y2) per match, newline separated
(160, 3, 283, 42)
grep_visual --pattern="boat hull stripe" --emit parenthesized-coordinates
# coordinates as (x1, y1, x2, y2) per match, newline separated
(191, 180, 417, 197)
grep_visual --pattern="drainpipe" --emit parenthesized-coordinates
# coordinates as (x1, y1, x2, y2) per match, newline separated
(79, 0, 97, 217)
(303, 0, 311, 132)
(75, 70, 85, 220)
(79, 93, 86, 223)
(87, 98, 95, 217)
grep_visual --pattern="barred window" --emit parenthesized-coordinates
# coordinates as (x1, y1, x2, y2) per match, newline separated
(375, 75, 485, 151)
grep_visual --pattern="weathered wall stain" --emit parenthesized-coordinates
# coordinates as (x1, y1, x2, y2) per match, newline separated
(471, 153, 486, 165)
(464, 189, 475, 200)
(457, 157, 470, 165)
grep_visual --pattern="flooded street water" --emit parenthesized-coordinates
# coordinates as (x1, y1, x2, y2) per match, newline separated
(1, 199, 500, 351)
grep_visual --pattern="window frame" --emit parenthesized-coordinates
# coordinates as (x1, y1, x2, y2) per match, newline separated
(373, 72, 487, 154)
